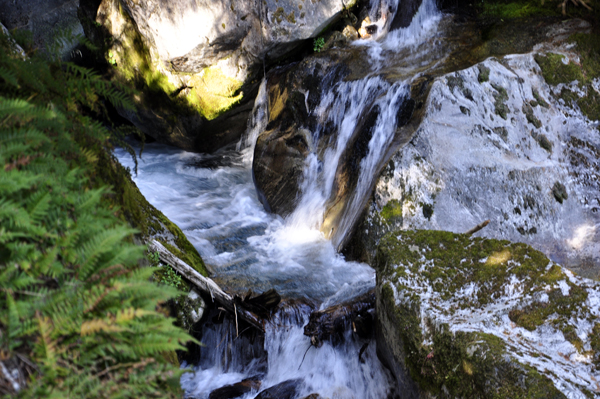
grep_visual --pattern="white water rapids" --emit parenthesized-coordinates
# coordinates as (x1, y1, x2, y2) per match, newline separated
(114, 1, 442, 397)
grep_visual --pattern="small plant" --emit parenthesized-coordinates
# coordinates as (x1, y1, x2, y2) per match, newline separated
(157, 265, 186, 290)
(313, 37, 325, 52)
(148, 250, 161, 266)
(108, 50, 117, 65)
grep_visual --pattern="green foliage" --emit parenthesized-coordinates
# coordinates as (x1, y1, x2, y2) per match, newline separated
(0, 31, 195, 397)
(313, 37, 325, 52)
(147, 252, 186, 291)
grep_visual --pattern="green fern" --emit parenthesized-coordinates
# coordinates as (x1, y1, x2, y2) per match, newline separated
(0, 29, 196, 398)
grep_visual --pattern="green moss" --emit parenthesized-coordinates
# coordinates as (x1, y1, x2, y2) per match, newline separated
(273, 7, 286, 24)
(376, 230, 574, 398)
(477, 64, 490, 83)
(535, 53, 584, 86)
(380, 199, 402, 223)
(591, 323, 600, 367)
(95, 148, 208, 277)
(94, 3, 243, 123)
(533, 132, 553, 153)
(532, 89, 549, 108)
(380, 283, 564, 398)
(552, 181, 568, 204)
(492, 84, 509, 119)
(523, 103, 542, 128)
(481, 0, 558, 19)
(286, 11, 297, 23)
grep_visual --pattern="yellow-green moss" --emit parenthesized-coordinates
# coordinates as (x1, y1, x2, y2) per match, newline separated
(188, 66, 244, 120)
(534, 53, 584, 86)
(380, 199, 402, 222)
(97, 3, 243, 123)
(492, 83, 509, 120)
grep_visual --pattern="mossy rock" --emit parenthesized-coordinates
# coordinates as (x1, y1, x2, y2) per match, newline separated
(535, 32, 600, 123)
(92, 145, 207, 277)
(375, 230, 600, 398)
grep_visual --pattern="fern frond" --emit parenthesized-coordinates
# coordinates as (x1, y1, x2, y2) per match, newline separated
(0, 66, 19, 88)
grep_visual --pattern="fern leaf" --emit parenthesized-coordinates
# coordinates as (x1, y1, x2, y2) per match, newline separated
(80, 319, 124, 336)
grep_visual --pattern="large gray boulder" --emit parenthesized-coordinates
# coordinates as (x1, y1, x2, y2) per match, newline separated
(78, 0, 358, 153)
(376, 230, 600, 398)
(359, 33, 600, 279)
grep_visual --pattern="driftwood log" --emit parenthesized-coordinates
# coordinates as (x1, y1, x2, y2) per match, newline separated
(148, 239, 266, 332)
(303, 291, 376, 347)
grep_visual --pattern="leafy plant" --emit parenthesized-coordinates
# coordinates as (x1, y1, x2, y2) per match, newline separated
(0, 30, 194, 398)
(313, 37, 325, 52)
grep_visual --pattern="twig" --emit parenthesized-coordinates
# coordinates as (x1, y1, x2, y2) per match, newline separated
(298, 344, 313, 370)
(234, 303, 239, 338)
(465, 220, 490, 235)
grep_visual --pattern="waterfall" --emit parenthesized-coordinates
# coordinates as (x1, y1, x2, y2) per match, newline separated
(112, 0, 445, 397)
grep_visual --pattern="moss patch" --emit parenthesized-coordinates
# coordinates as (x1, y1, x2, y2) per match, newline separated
(552, 181, 568, 204)
(380, 199, 403, 223)
(535, 53, 584, 85)
(492, 83, 509, 119)
(477, 64, 490, 83)
(188, 66, 244, 121)
(523, 103, 542, 128)
(535, 33, 600, 122)
(481, 0, 559, 19)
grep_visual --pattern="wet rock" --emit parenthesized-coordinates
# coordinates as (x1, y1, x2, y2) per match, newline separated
(376, 230, 600, 398)
(208, 376, 261, 399)
(342, 25, 359, 41)
(253, 54, 355, 216)
(255, 379, 302, 399)
(303, 291, 375, 347)
(363, 50, 600, 278)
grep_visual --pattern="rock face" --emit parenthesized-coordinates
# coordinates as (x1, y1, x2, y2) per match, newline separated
(0, 0, 83, 57)
(376, 230, 600, 398)
(253, 53, 353, 216)
(78, 0, 357, 153)
(362, 45, 600, 279)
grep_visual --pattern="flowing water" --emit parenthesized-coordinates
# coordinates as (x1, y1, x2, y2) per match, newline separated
(114, 1, 446, 397)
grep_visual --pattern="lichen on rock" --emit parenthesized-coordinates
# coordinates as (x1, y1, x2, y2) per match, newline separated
(364, 42, 600, 278)
(376, 230, 600, 398)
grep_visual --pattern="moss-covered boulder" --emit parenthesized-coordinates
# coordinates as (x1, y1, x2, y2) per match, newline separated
(375, 230, 600, 398)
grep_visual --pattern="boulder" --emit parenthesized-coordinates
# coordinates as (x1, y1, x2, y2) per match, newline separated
(252, 52, 353, 217)
(360, 35, 600, 278)
(78, 0, 359, 152)
(376, 230, 600, 398)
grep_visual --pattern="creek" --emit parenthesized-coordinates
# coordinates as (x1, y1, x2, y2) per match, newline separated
(115, 0, 448, 397)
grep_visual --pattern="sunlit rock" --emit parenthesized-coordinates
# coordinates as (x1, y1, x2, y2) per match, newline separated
(78, 0, 358, 152)
(366, 51, 600, 278)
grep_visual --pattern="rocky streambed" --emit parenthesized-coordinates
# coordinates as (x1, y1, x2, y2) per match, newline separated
(97, 0, 600, 397)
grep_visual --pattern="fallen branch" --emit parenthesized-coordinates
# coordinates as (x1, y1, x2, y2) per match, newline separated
(465, 220, 490, 236)
(148, 240, 264, 332)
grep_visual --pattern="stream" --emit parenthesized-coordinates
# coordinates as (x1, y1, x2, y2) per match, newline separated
(114, 0, 445, 397)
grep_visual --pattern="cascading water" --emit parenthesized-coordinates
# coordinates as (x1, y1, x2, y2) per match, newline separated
(114, 1, 444, 397)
